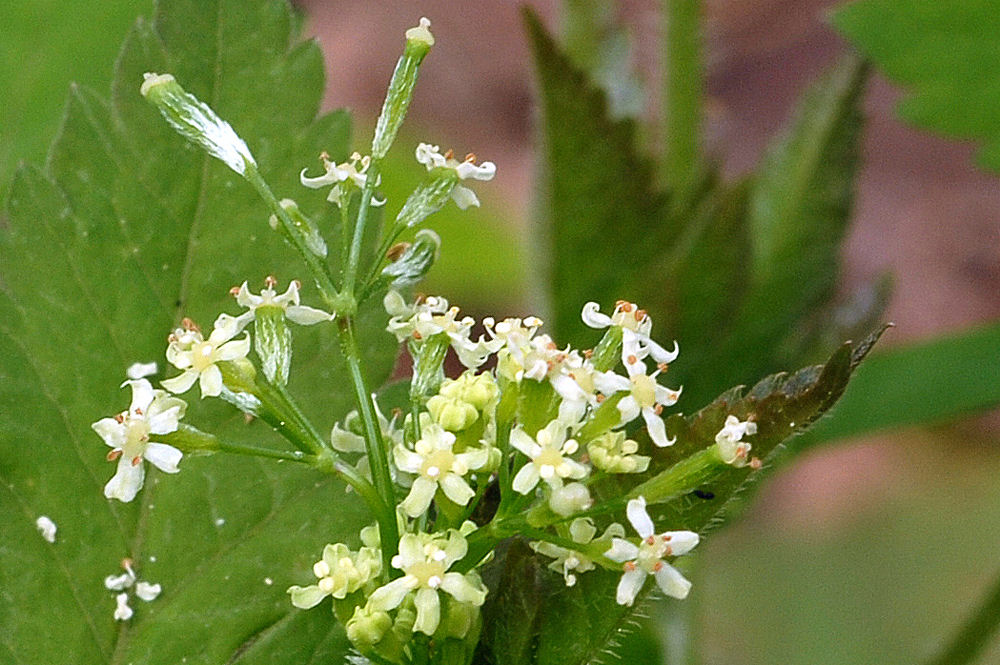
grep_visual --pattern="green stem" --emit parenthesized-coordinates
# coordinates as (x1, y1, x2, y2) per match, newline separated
(662, 0, 703, 193)
(925, 570, 1000, 665)
(215, 440, 313, 463)
(343, 161, 382, 297)
(339, 315, 400, 576)
(243, 162, 349, 314)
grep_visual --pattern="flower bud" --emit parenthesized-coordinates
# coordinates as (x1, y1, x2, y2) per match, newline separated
(140, 73, 256, 177)
(346, 604, 392, 649)
(549, 482, 593, 517)
(427, 394, 480, 432)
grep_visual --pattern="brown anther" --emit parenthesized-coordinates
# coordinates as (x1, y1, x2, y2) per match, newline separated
(386, 242, 411, 262)
(244, 413, 255, 425)
(264, 275, 277, 288)
(229, 285, 241, 296)
(653, 561, 664, 572)
(636, 308, 647, 319)
(464, 152, 476, 163)
(121, 557, 134, 570)
(596, 394, 606, 403)
(664, 545, 673, 556)
(657, 363, 669, 373)
(131, 456, 142, 467)
(392, 407, 404, 419)
(319, 150, 330, 161)
(646, 536, 656, 546)
(654, 404, 664, 415)
(749, 457, 762, 470)
(547, 342, 557, 351)
(623, 561, 636, 572)
(662, 534, 672, 541)
(444, 149, 454, 160)
(627, 354, 638, 365)
(583, 349, 594, 359)
(615, 299, 627, 308)
(134, 407, 143, 416)
(107, 449, 123, 462)
(167, 332, 178, 343)
(114, 413, 126, 424)
(293, 279, 302, 289)
(181, 317, 200, 332)
(413, 331, 423, 341)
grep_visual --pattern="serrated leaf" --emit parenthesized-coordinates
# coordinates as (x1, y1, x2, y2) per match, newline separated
(833, 0, 1000, 172)
(480, 328, 885, 665)
(0, 1, 395, 664)
(523, 9, 668, 345)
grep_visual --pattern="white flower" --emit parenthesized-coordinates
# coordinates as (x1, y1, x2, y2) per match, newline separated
(367, 530, 487, 636)
(113, 593, 133, 621)
(300, 151, 384, 207)
(219, 277, 333, 334)
(288, 542, 381, 608)
(394, 423, 489, 517)
(126, 361, 158, 379)
(604, 497, 699, 606)
(92, 380, 186, 502)
(510, 420, 588, 494)
(714, 415, 757, 467)
(531, 518, 625, 587)
(594, 366, 681, 448)
(415, 143, 496, 209)
(384, 291, 497, 368)
(161, 317, 250, 398)
(482, 316, 547, 382)
(582, 301, 678, 372)
(35, 516, 57, 543)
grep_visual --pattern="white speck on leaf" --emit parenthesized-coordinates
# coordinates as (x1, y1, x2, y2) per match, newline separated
(35, 516, 57, 543)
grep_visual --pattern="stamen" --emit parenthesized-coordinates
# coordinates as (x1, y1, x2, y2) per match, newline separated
(654, 404, 663, 415)
(646, 536, 656, 546)
(181, 317, 200, 332)
(107, 449, 123, 462)
(229, 285, 241, 296)
(627, 354, 638, 365)
(264, 275, 277, 287)
(444, 149, 454, 160)
(413, 331, 423, 340)
(131, 456, 142, 467)
(623, 561, 636, 572)
(114, 413, 126, 424)
(464, 152, 476, 163)
(653, 561, 664, 572)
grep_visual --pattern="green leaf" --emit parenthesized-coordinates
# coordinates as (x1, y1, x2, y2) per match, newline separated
(0, 1, 396, 663)
(523, 8, 668, 346)
(479, 328, 886, 665)
(676, 57, 868, 407)
(833, 0, 1000, 172)
(794, 322, 1000, 449)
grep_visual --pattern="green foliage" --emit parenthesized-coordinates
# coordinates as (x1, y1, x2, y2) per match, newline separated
(833, 0, 1000, 172)
(478, 328, 885, 665)
(0, 1, 396, 663)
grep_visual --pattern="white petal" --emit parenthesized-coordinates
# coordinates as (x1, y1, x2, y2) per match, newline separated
(569, 518, 597, 544)
(616, 568, 647, 606)
(604, 538, 639, 563)
(368, 576, 418, 612)
(400, 477, 437, 518)
(217, 336, 251, 361)
(456, 447, 490, 471)
(104, 573, 133, 591)
(288, 584, 329, 609)
(92, 418, 126, 449)
(286, 305, 333, 325)
(508, 428, 538, 457)
(581, 302, 613, 329)
(161, 370, 198, 395)
(125, 379, 155, 414)
(440, 473, 475, 506)
(440, 572, 487, 605)
(126, 361, 159, 380)
(135, 581, 162, 601)
(413, 587, 441, 636)
(104, 458, 145, 502)
(645, 338, 679, 364)
(113, 593, 133, 621)
(147, 403, 184, 436)
(642, 408, 672, 447)
(454, 160, 496, 181)
(144, 443, 182, 474)
(664, 530, 699, 556)
(626, 497, 655, 538)
(593, 371, 630, 395)
(653, 563, 691, 599)
(35, 516, 57, 543)
(450, 185, 480, 210)
(199, 365, 224, 397)
(392, 444, 425, 474)
(511, 463, 540, 495)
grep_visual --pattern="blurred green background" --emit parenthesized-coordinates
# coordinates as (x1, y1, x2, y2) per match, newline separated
(3, 1, 999, 663)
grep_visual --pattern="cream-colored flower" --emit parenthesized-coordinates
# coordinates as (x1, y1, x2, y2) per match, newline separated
(414, 143, 495, 209)
(394, 423, 489, 517)
(161, 317, 250, 398)
(532, 518, 625, 586)
(288, 542, 381, 608)
(714, 415, 757, 467)
(604, 497, 699, 606)
(510, 420, 588, 494)
(593, 365, 681, 448)
(581, 301, 679, 372)
(300, 151, 383, 207)
(92, 380, 186, 502)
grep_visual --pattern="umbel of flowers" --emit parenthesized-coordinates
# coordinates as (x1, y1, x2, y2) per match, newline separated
(88, 15, 763, 664)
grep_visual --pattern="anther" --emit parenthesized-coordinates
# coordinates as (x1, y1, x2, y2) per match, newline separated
(623, 561, 636, 572)
(749, 457, 762, 470)
(413, 331, 423, 340)
(653, 561, 664, 572)
(181, 317, 200, 332)
(464, 152, 476, 163)
(646, 536, 656, 546)
(657, 363, 669, 372)
(229, 286, 241, 296)
(114, 413, 126, 424)
(131, 456, 142, 467)
(265, 275, 277, 287)
(107, 449, 123, 462)
(627, 354, 638, 365)
(444, 149, 454, 160)
(654, 404, 663, 415)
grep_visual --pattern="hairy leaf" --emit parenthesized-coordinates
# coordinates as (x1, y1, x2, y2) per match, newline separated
(0, 1, 395, 664)
(834, 0, 1000, 172)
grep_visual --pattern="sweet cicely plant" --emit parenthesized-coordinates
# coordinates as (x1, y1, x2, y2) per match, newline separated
(78, 15, 881, 665)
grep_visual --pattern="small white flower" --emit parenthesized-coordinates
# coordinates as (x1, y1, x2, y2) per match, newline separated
(394, 423, 489, 517)
(220, 277, 334, 334)
(414, 143, 496, 210)
(714, 415, 757, 467)
(510, 420, 588, 494)
(113, 593, 133, 622)
(367, 530, 487, 636)
(35, 516, 57, 543)
(384, 291, 497, 368)
(594, 366, 681, 448)
(300, 152, 384, 208)
(582, 301, 679, 372)
(532, 519, 625, 587)
(92, 380, 186, 502)
(288, 542, 381, 608)
(161, 317, 250, 398)
(482, 316, 547, 382)
(605, 497, 699, 606)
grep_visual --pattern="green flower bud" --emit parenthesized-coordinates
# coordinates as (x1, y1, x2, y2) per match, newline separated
(140, 73, 256, 177)
(427, 394, 479, 431)
(346, 604, 392, 649)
